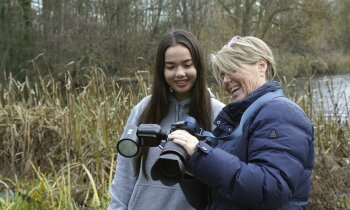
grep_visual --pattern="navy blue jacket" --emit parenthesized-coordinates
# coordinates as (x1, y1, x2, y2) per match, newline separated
(188, 81, 314, 210)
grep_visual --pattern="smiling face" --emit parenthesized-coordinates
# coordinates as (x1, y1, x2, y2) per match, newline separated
(220, 59, 268, 101)
(164, 44, 197, 100)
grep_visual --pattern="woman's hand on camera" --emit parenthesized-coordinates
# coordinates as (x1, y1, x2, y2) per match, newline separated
(168, 130, 199, 156)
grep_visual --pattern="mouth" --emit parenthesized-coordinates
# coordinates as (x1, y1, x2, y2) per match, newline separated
(230, 85, 240, 94)
(175, 80, 188, 87)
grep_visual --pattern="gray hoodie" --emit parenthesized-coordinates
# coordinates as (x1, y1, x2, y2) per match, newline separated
(108, 94, 225, 210)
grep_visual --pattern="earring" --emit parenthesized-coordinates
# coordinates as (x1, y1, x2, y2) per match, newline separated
(169, 87, 174, 93)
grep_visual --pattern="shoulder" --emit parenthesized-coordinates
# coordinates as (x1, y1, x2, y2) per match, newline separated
(133, 95, 152, 110)
(255, 96, 312, 130)
(207, 88, 225, 107)
(262, 97, 307, 117)
(210, 97, 226, 109)
(209, 98, 225, 128)
(249, 96, 314, 168)
(125, 95, 152, 126)
(139, 95, 152, 104)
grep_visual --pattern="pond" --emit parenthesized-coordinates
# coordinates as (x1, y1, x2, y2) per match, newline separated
(291, 73, 350, 123)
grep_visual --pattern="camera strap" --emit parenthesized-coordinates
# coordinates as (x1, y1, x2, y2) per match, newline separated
(184, 89, 284, 141)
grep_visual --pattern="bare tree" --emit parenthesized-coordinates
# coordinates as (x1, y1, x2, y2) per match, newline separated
(0, 0, 348, 80)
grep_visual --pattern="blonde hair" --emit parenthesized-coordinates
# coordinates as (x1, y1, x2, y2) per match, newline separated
(211, 36, 276, 82)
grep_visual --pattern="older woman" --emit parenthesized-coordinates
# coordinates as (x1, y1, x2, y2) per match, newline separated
(170, 36, 314, 209)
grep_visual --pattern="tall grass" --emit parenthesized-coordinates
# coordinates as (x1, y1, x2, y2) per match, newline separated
(0, 66, 150, 209)
(0, 67, 349, 209)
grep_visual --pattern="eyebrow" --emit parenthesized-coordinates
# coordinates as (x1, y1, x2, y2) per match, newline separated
(165, 59, 193, 64)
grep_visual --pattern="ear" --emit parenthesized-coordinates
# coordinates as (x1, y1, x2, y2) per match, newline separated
(258, 59, 267, 71)
(258, 59, 267, 77)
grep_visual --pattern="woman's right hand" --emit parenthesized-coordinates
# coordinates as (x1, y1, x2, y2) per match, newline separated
(168, 129, 199, 156)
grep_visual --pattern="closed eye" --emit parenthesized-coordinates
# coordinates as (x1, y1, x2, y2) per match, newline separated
(184, 63, 193, 68)
(183, 59, 193, 68)
(220, 72, 225, 80)
(165, 64, 175, 70)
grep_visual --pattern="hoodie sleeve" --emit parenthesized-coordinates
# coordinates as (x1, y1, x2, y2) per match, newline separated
(108, 96, 151, 210)
(188, 98, 314, 209)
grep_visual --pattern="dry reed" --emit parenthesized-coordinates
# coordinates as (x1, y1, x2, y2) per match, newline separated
(0, 67, 349, 209)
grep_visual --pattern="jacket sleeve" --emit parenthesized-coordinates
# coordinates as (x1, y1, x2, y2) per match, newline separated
(188, 99, 314, 209)
(108, 96, 151, 210)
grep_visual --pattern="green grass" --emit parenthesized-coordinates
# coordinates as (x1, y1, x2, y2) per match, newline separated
(0, 67, 349, 209)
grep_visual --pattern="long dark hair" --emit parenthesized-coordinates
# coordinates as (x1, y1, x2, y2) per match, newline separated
(134, 29, 212, 177)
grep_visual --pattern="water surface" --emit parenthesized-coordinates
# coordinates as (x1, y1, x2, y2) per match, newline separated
(291, 73, 350, 123)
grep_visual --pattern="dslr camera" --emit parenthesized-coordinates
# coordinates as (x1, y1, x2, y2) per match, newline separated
(117, 118, 203, 183)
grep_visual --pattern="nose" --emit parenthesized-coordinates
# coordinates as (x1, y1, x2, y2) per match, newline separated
(222, 73, 231, 85)
(175, 66, 186, 77)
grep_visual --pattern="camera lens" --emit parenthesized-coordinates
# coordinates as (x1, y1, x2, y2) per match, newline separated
(117, 139, 139, 157)
(151, 141, 187, 185)
(158, 159, 182, 178)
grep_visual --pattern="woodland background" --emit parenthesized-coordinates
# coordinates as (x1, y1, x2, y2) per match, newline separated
(0, 0, 350, 209)
(1, 0, 350, 82)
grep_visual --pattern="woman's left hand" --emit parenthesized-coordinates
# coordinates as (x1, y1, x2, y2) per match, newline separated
(168, 130, 199, 156)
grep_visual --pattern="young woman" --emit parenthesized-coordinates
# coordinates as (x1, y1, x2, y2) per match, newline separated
(170, 36, 315, 209)
(108, 29, 225, 210)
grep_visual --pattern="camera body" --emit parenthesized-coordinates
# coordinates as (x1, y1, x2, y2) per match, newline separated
(117, 119, 201, 184)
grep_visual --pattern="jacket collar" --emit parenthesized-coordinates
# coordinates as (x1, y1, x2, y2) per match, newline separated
(213, 81, 281, 132)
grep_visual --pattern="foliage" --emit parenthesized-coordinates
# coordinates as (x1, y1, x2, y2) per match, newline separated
(0, 67, 150, 209)
(0, 68, 349, 209)
(0, 0, 349, 82)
